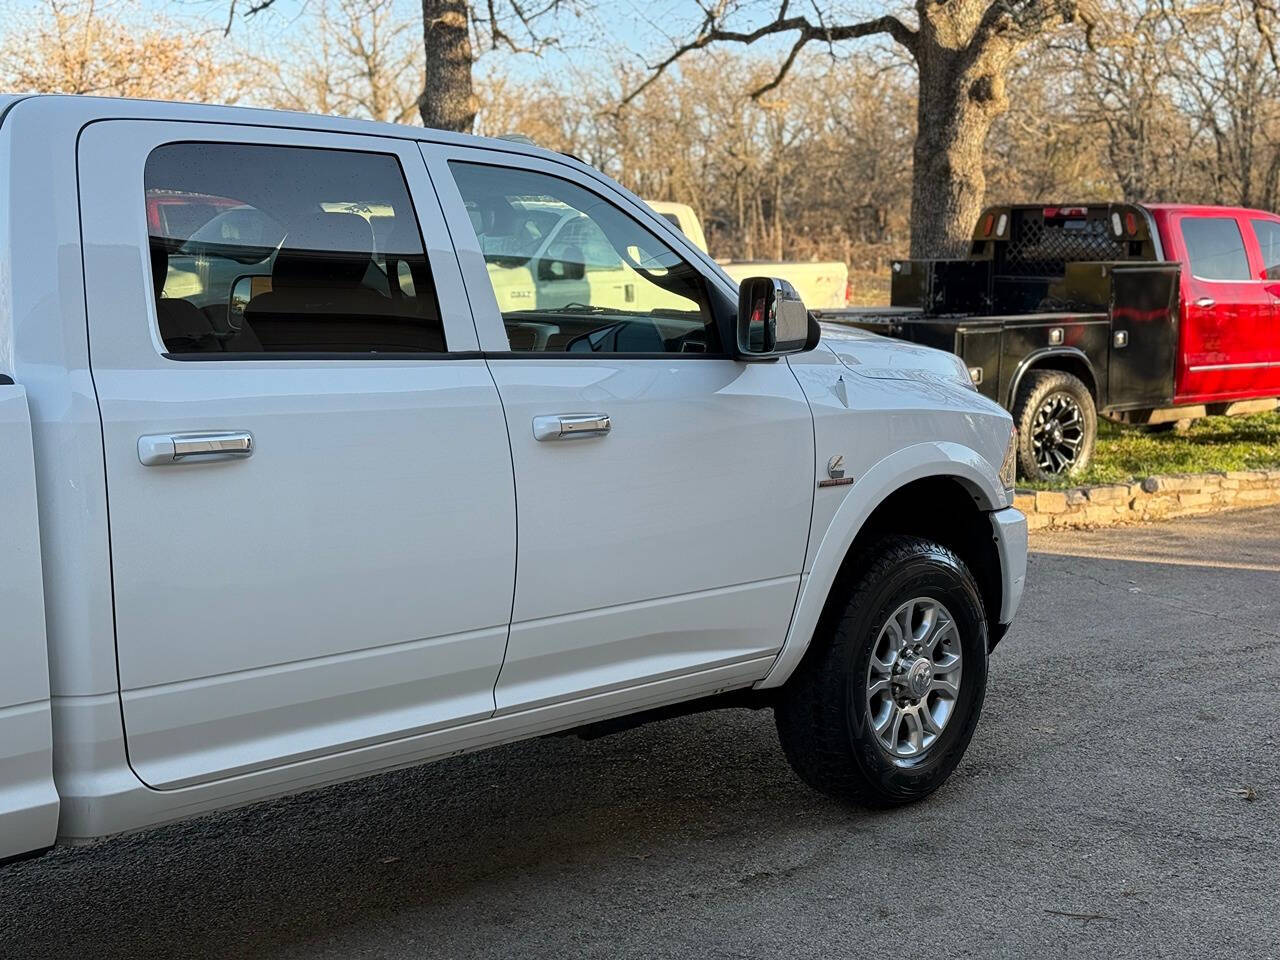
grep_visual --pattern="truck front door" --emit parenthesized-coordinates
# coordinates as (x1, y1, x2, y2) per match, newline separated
(432, 148, 815, 712)
(78, 122, 517, 789)
(1174, 213, 1276, 401)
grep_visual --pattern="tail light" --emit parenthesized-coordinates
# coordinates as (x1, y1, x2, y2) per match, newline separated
(982, 213, 995, 237)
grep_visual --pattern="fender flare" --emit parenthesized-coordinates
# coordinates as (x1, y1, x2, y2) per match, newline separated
(1006, 347, 1098, 409)
(757, 441, 1005, 690)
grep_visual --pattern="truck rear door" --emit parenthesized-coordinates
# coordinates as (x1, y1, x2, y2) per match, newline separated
(0, 380, 59, 860)
(1173, 213, 1275, 401)
(78, 121, 517, 789)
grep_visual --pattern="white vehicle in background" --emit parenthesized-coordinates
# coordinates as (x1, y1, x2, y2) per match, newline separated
(647, 200, 850, 309)
(475, 198, 697, 328)
(1, 94, 1025, 865)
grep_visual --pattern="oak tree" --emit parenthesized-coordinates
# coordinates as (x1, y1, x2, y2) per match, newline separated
(227, 0, 577, 132)
(626, 1, 1099, 257)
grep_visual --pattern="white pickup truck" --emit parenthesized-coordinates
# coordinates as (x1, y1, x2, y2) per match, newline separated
(0, 94, 1026, 864)
(647, 201, 850, 309)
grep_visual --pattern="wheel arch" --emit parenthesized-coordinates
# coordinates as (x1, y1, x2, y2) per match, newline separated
(1007, 348, 1099, 409)
(758, 444, 1006, 690)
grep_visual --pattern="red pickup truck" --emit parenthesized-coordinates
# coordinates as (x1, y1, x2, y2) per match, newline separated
(825, 203, 1280, 480)
(1151, 204, 1280, 405)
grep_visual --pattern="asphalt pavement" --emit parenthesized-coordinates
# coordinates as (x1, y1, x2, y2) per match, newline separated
(3, 506, 1278, 959)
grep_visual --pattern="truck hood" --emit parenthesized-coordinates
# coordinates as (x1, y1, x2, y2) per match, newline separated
(818, 322, 975, 389)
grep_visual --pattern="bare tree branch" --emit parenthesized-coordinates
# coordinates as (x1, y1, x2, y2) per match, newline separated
(621, 4, 916, 107)
(1251, 0, 1279, 67)
(754, 30, 808, 96)
(966, 0, 1100, 59)
(223, 0, 287, 35)
(471, 0, 568, 54)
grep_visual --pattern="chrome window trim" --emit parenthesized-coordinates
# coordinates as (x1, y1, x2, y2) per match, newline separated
(1187, 360, 1280, 372)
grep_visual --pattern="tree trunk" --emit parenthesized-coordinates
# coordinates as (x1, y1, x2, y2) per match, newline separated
(419, 0, 476, 132)
(773, 173, 784, 261)
(735, 175, 748, 260)
(1263, 147, 1280, 213)
(908, 45, 1006, 259)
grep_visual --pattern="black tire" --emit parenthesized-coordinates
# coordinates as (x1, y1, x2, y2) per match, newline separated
(774, 536, 989, 807)
(1013, 369, 1097, 482)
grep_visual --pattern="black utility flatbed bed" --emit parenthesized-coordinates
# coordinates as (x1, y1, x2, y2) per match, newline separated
(817, 308, 1110, 329)
(812, 204, 1179, 420)
(812, 203, 1184, 480)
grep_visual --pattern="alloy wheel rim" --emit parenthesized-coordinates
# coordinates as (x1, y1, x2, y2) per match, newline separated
(1032, 393, 1085, 474)
(866, 597, 963, 760)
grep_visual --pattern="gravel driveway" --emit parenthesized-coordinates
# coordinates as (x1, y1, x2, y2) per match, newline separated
(3, 507, 1277, 959)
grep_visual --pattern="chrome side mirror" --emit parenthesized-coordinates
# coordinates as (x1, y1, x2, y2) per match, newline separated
(736, 277, 812, 357)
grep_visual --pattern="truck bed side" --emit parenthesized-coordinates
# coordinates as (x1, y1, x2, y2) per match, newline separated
(818, 204, 1183, 415)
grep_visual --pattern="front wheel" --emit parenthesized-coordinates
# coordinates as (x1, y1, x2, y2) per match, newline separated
(774, 536, 989, 807)
(1013, 369, 1097, 482)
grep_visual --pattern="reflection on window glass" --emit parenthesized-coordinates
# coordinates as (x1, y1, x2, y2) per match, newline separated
(145, 142, 445, 355)
(1182, 217, 1251, 281)
(1251, 220, 1280, 280)
(449, 161, 719, 355)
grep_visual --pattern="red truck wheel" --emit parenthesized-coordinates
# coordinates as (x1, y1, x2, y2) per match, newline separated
(1013, 370, 1097, 482)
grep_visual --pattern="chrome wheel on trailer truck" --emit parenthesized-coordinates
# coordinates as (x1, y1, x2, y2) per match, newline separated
(1013, 370, 1097, 482)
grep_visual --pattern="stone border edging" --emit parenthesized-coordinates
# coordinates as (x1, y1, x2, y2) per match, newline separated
(1014, 469, 1280, 530)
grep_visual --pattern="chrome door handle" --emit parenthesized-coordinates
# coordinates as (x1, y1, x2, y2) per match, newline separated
(532, 413, 611, 441)
(138, 431, 254, 466)
(1194, 296, 1216, 308)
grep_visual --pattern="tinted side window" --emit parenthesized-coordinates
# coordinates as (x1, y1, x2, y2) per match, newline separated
(145, 143, 445, 355)
(1250, 219, 1280, 280)
(1181, 217, 1251, 281)
(449, 162, 720, 355)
